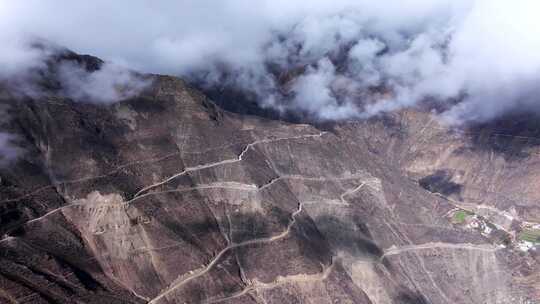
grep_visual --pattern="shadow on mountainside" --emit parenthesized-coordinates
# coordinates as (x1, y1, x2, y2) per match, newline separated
(463, 112, 540, 160)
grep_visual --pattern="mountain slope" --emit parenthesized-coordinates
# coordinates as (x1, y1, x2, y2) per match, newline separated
(0, 55, 538, 303)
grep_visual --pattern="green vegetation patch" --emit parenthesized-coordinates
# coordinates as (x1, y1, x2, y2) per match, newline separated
(519, 229, 540, 243)
(452, 210, 471, 224)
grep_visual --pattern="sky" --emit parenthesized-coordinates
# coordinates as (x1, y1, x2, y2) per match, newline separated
(1, 0, 540, 124)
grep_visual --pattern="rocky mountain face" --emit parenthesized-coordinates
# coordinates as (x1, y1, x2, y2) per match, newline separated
(0, 53, 538, 304)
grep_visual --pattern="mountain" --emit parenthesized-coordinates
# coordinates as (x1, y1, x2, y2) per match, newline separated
(0, 52, 538, 304)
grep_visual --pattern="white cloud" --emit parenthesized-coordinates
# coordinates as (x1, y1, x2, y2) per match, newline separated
(57, 62, 151, 103)
(291, 58, 360, 120)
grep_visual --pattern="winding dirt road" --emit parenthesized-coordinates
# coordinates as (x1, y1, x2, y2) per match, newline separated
(132, 132, 327, 198)
(381, 242, 500, 259)
(148, 202, 305, 304)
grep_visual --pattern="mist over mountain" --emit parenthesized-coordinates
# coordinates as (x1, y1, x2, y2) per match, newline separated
(3, 1, 540, 123)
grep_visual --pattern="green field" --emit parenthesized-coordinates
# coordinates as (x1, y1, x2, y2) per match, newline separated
(519, 229, 540, 243)
(452, 210, 471, 224)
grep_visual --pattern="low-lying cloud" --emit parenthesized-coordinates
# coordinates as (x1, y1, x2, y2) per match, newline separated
(57, 61, 150, 103)
(0, 38, 150, 104)
(1, 0, 540, 124)
(0, 132, 22, 166)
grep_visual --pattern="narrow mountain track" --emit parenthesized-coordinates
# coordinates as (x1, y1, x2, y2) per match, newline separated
(0, 174, 373, 243)
(0, 151, 183, 205)
(381, 242, 500, 259)
(339, 182, 366, 205)
(132, 132, 327, 198)
(202, 259, 336, 304)
(0, 133, 326, 205)
(148, 179, 372, 303)
(148, 202, 305, 304)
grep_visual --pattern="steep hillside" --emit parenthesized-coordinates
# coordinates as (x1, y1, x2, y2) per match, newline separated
(0, 55, 538, 303)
